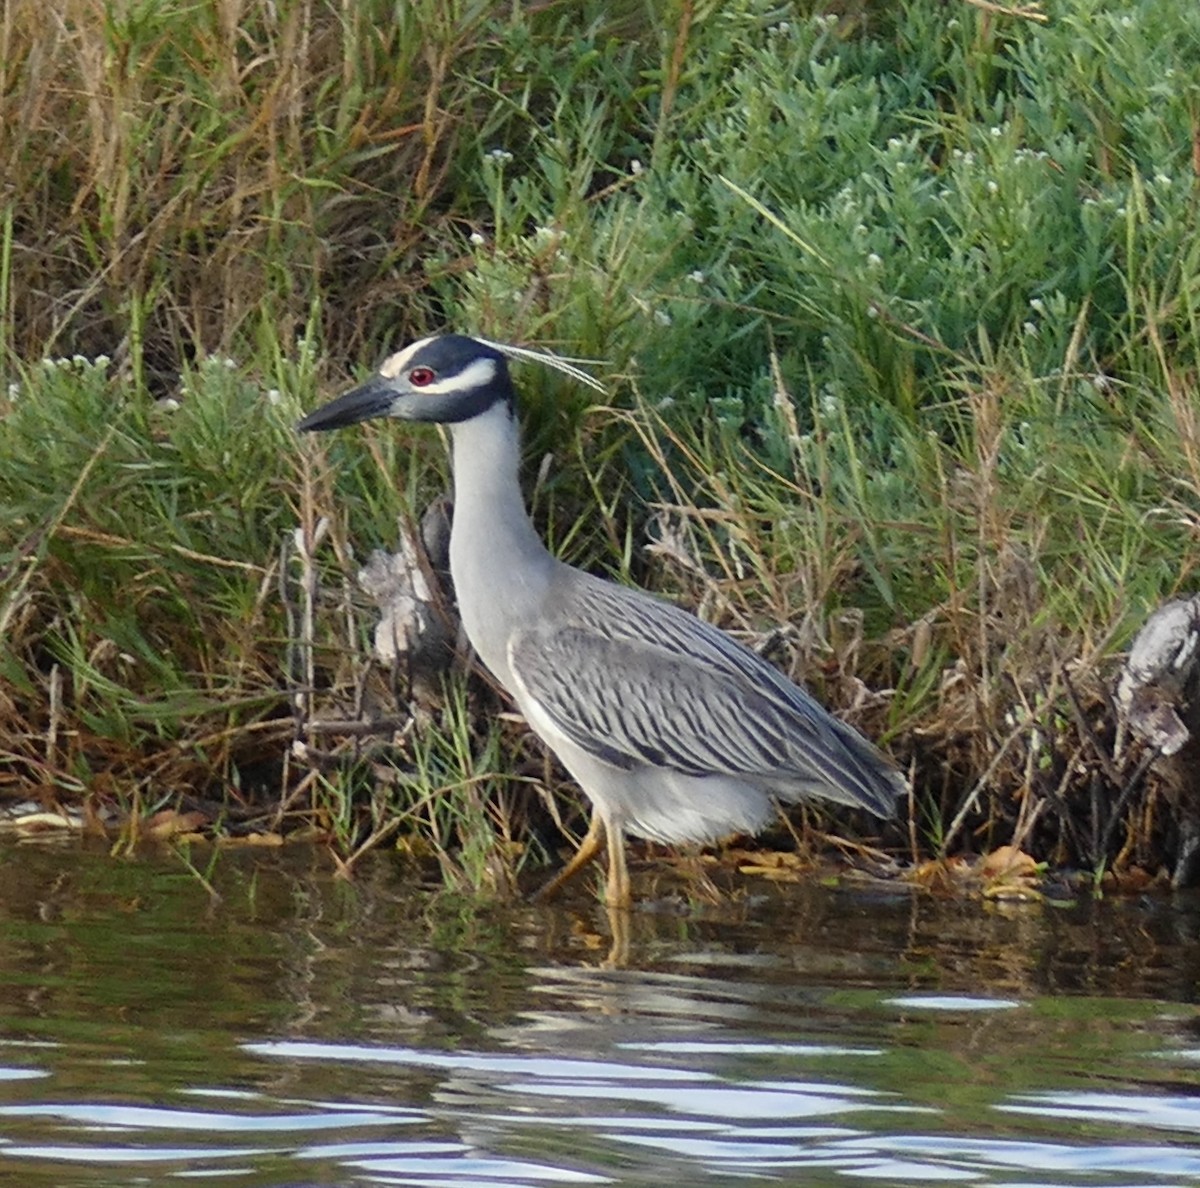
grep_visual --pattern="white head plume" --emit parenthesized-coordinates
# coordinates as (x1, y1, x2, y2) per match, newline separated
(474, 336, 608, 393)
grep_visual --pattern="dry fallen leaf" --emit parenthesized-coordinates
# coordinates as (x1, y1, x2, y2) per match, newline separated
(1103, 865, 1161, 893)
(906, 856, 972, 891)
(0, 810, 81, 834)
(978, 845, 1040, 881)
(217, 832, 285, 848)
(738, 863, 803, 882)
(144, 809, 208, 840)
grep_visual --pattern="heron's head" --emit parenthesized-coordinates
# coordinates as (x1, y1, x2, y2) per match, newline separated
(298, 335, 515, 433)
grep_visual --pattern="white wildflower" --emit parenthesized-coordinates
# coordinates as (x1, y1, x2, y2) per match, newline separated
(469, 231, 486, 246)
(866, 252, 883, 268)
(986, 179, 999, 194)
(630, 159, 643, 175)
(687, 270, 706, 283)
(1023, 321, 1037, 337)
(266, 388, 283, 405)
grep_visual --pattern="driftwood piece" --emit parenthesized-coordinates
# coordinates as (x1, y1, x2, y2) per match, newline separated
(357, 496, 457, 704)
(1116, 596, 1200, 755)
(1115, 595, 1200, 885)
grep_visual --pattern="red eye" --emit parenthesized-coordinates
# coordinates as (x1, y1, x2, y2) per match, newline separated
(408, 366, 435, 387)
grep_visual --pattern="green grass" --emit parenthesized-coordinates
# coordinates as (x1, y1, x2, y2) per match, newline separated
(2, 0, 1198, 884)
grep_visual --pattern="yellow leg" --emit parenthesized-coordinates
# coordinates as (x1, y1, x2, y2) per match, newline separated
(604, 824, 631, 910)
(602, 901, 631, 968)
(532, 812, 605, 902)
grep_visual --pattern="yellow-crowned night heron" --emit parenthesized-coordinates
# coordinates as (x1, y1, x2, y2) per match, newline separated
(298, 334, 905, 906)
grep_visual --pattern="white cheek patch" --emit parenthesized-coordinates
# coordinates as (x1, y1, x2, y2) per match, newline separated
(421, 356, 496, 395)
(379, 337, 434, 380)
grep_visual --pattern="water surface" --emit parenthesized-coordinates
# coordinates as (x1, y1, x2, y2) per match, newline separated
(0, 840, 1197, 1185)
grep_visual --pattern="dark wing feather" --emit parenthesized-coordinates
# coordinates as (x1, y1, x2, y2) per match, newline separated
(509, 574, 903, 815)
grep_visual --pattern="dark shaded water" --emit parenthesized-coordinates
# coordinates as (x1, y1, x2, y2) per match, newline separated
(0, 840, 1198, 1185)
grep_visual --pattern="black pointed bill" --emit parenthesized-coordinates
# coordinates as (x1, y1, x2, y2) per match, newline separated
(297, 377, 395, 433)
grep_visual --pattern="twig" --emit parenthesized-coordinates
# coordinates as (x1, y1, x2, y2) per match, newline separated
(53, 525, 267, 572)
(939, 718, 1027, 857)
(46, 664, 62, 772)
(297, 717, 412, 737)
(297, 518, 329, 729)
(652, 0, 694, 163)
(1061, 665, 1122, 785)
(0, 423, 117, 639)
(278, 532, 300, 716)
(961, 0, 1048, 22)
(1098, 748, 1158, 867)
(1060, 665, 1159, 867)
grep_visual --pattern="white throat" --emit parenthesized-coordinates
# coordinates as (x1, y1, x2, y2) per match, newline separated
(445, 402, 555, 685)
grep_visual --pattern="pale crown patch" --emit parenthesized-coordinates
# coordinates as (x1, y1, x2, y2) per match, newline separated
(379, 337, 434, 380)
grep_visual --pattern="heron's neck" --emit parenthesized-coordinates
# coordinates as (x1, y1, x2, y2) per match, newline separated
(446, 403, 555, 674)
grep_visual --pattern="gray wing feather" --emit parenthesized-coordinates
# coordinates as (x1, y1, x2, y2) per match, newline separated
(509, 574, 903, 816)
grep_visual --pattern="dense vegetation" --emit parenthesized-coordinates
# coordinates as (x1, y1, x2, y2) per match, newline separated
(1, 0, 1198, 893)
